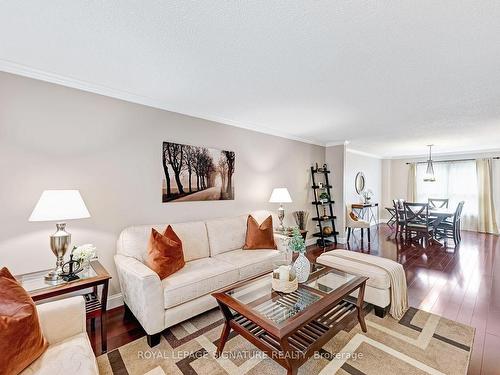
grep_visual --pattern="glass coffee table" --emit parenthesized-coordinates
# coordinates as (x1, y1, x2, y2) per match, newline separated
(212, 262, 367, 375)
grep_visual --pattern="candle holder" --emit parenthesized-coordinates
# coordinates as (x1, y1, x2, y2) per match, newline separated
(271, 261, 298, 293)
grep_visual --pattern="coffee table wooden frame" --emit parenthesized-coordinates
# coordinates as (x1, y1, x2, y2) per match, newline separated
(212, 264, 368, 375)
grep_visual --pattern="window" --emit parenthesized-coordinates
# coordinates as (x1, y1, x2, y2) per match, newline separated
(416, 160, 478, 231)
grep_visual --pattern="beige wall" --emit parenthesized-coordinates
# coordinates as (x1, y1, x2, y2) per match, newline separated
(344, 150, 382, 210)
(325, 144, 346, 236)
(0, 72, 325, 297)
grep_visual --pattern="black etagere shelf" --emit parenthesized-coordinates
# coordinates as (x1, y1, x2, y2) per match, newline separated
(310, 165, 338, 247)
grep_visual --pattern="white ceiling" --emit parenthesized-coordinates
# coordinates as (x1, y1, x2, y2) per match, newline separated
(1, 1, 500, 158)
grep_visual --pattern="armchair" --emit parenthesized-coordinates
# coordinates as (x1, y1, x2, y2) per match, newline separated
(21, 296, 98, 375)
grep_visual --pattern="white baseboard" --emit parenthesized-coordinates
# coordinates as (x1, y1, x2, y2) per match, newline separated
(107, 293, 123, 309)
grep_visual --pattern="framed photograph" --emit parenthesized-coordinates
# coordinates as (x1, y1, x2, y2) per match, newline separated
(162, 141, 235, 202)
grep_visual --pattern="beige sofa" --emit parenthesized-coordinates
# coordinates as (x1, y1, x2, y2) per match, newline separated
(115, 213, 284, 347)
(21, 296, 98, 375)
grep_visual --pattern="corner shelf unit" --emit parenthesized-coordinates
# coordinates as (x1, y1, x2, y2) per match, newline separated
(310, 166, 338, 247)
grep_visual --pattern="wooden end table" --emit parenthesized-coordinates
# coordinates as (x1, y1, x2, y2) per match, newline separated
(16, 260, 111, 353)
(212, 263, 367, 375)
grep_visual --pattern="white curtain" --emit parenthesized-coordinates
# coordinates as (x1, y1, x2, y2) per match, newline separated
(493, 159, 500, 232)
(476, 158, 499, 234)
(407, 163, 417, 202)
(416, 160, 478, 231)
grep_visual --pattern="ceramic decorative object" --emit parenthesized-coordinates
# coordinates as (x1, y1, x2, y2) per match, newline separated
(322, 226, 333, 235)
(293, 252, 311, 283)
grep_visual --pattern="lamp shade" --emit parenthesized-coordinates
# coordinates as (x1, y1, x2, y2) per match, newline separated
(29, 190, 91, 222)
(269, 188, 292, 203)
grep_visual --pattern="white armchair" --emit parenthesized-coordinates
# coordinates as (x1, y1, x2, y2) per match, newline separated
(21, 296, 98, 375)
(346, 205, 371, 243)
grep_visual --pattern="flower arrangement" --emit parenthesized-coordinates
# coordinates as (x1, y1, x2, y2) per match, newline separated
(361, 189, 373, 203)
(287, 227, 306, 254)
(72, 244, 97, 268)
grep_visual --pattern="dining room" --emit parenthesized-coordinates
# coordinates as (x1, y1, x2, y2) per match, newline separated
(382, 150, 500, 248)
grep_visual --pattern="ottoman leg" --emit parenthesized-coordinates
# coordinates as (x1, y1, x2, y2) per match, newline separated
(374, 305, 388, 318)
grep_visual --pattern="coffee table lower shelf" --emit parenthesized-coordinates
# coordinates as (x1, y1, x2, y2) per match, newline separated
(218, 299, 364, 375)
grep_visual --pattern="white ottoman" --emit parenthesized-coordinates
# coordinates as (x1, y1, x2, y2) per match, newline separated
(317, 250, 392, 317)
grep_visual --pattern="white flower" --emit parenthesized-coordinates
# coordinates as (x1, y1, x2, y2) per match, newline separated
(72, 244, 97, 262)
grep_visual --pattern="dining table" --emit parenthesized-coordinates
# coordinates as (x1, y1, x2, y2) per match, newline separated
(389, 205, 456, 244)
(428, 207, 455, 228)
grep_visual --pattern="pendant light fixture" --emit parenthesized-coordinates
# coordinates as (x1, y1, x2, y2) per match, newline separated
(423, 144, 436, 182)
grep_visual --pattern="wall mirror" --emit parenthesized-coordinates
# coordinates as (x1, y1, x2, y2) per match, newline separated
(355, 172, 366, 194)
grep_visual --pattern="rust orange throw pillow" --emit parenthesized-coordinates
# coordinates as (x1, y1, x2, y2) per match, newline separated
(146, 225, 185, 280)
(349, 212, 359, 221)
(0, 267, 48, 375)
(243, 215, 278, 250)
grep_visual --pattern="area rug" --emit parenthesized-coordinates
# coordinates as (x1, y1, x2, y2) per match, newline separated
(97, 307, 474, 375)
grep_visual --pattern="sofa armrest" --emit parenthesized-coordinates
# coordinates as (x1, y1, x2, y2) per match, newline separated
(36, 296, 86, 345)
(114, 254, 164, 335)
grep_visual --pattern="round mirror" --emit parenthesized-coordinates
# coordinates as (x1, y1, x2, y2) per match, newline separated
(355, 172, 366, 194)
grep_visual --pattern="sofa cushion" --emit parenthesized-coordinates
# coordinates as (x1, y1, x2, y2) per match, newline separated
(205, 215, 247, 256)
(161, 258, 239, 309)
(243, 215, 277, 250)
(0, 267, 48, 375)
(20, 333, 98, 375)
(146, 227, 185, 280)
(317, 253, 391, 289)
(117, 221, 209, 262)
(215, 249, 282, 280)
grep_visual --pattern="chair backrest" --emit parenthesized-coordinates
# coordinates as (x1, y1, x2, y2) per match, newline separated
(404, 202, 429, 225)
(428, 198, 449, 208)
(453, 201, 465, 223)
(393, 199, 406, 221)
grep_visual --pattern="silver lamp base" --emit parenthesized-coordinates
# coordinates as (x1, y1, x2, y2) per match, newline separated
(277, 204, 285, 231)
(45, 223, 71, 284)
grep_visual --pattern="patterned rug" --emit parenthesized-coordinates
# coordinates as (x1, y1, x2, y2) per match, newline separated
(97, 307, 474, 375)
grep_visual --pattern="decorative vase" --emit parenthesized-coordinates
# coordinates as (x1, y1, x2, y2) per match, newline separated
(81, 258, 91, 273)
(293, 253, 311, 283)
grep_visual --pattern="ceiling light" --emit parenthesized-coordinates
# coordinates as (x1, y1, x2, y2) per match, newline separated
(423, 145, 436, 182)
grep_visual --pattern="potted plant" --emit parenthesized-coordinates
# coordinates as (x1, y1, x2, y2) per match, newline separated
(319, 192, 330, 204)
(287, 228, 310, 283)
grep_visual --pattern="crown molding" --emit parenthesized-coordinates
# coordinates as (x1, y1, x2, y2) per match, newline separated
(387, 147, 500, 160)
(325, 140, 348, 147)
(346, 148, 383, 159)
(0, 59, 326, 147)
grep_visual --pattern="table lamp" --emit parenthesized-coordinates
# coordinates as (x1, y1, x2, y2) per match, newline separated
(29, 190, 91, 283)
(269, 188, 292, 231)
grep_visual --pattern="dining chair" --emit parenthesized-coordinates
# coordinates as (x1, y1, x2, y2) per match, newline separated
(403, 202, 434, 244)
(393, 199, 406, 238)
(436, 201, 465, 244)
(428, 198, 449, 208)
(386, 207, 396, 228)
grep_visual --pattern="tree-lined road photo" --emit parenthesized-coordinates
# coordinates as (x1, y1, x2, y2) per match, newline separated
(162, 142, 235, 202)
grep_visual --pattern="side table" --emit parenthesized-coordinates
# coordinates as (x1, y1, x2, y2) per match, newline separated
(16, 260, 111, 353)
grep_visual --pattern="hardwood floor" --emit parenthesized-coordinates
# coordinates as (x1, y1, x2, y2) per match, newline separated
(89, 224, 500, 374)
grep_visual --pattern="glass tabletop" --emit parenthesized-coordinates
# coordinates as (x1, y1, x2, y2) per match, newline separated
(17, 266, 97, 293)
(224, 263, 357, 326)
